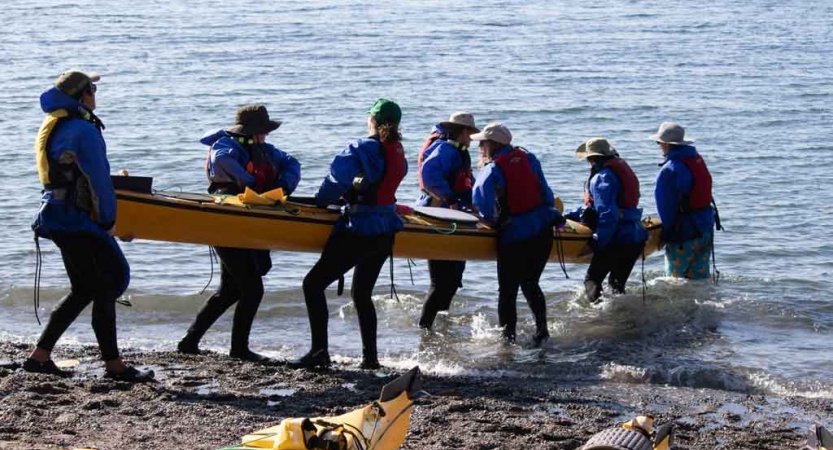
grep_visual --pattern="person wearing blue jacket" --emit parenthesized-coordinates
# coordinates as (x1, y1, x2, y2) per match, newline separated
(178, 105, 301, 362)
(27, 70, 153, 382)
(651, 122, 718, 279)
(566, 138, 648, 303)
(416, 112, 479, 329)
(471, 123, 564, 347)
(289, 99, 407, 370)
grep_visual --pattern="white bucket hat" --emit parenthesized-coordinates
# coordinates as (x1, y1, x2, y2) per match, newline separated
(649, 122, 694, 145)
(470, 122, 512, 145)
(439, 112, 479, 132)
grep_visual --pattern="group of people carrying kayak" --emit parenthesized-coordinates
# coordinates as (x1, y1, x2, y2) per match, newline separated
(24, 70, 719, 382)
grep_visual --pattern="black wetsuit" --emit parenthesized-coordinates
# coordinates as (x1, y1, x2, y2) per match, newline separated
(37, 231, 127, 361)
(181, 246, 270, 353)
(302, 229, 394, 361)
(496, 228, 553, 341)
(419, 260, 466, 328)
(584, 243, 644, 302)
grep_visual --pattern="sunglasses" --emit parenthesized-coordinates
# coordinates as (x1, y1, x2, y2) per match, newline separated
(86, 83, 97, 94)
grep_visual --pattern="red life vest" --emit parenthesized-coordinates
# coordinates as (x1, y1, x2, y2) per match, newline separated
(417, 132, 440, 191)
(493, 147, 543, 215)
(680, 154, 713, 211)
(245, 147, 279, 193)
(373, 140, 407, 206)
(417, 133, 473, 196)
(583, 158, 640, 209)
(605, 158, 640, 208)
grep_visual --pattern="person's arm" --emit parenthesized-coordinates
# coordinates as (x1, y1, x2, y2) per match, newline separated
(267, 145, 301, 195)
(654, 164, 679, 241)
(472, 165, 500, 227)
(420, 144, 457, 205)
(213, 142, 255, 190)
(590, 171, 619, 249)
(74, 127, 116, 230)
(315, 141, 366, 207)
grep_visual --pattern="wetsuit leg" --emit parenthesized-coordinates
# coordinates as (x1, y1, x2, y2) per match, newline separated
(519, 229, 553, 339)
(419, 260, 465, 329)
(350, 234, 393, 362)
(302, 230, 365, 351)
(608, 244, 644, 294)
(497, 243, 523, 341)
(584, 246, 614, 303)
(219, 248, 266, 354)
(36, 231, 126, 361)
(181, 248, 241, 347)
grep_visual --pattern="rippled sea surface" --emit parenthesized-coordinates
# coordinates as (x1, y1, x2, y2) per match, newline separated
(1, 0, 831, 398)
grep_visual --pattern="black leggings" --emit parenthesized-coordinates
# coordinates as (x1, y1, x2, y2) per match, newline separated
(302, 230, 393, 358)
(37, 231, 128, 361)
(419, 260, 465, 328)
(584, 243, 644, 302)
(183, 247, 268, 352)
(496, 228, 553, 341)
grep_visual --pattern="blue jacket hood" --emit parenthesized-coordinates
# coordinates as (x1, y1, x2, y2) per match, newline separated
(40, 87, 85, 114)
(663, 145, 698, 163)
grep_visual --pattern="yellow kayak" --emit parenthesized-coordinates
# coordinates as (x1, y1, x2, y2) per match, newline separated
(114, 189, 663, 263)
(233, 367, 425, 450)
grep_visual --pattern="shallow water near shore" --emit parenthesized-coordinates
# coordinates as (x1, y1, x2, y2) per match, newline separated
(1, 0, 832, 405)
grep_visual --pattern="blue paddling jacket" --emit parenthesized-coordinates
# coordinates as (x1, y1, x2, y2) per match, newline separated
(655, 145, 715, 242)
(416, 124, 474, 208)
(32, 87, 129, 295)
(566, 162, 648, 250)
(202, 129, 301, 195)
(473, 145, 563, 245)
(315, 138, 407, 236)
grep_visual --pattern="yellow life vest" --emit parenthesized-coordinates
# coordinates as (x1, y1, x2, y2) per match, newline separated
(34, 109, 70, 186)
(33, 108, 99, 220)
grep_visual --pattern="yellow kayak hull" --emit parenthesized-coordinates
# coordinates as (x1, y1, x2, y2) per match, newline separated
(114, 190, 663, 263)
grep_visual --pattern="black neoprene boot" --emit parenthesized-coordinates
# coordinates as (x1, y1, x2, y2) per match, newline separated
(287, 349, 331, 369)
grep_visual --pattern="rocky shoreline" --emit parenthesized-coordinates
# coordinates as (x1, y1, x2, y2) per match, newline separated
(0, 341, 830, 450)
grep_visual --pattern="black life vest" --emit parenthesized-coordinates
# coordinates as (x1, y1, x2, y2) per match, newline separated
(584, 157, 640, 209)
(680, 154, 713, 212)
(493, 147, 544, 216)
(351, 138, 406, 206)
(417, 133, 472, 196)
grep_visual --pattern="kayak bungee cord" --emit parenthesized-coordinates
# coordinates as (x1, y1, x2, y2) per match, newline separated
(33, 233, 43, 325)
(200, 246, 218, 295)
(553, 226, 569, 279)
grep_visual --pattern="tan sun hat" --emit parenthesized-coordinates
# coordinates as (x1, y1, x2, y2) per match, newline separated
(439, 112, 479, 132)
(575, 137, 618, 160)
(649, 122, 694, 145)
(470, 122, 512, 145)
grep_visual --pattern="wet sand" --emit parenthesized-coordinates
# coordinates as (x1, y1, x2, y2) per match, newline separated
(0, 341, 829, 450)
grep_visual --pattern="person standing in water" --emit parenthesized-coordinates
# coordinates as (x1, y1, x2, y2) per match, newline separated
(651, 122, 718, 279)
(177, 104, 300, 362)
(289, 99, 407, 370)
(471, 123, 563, 347)
(415, 112, 479, 329)
(27, 70, 154, 382)
(566, 138, 647, 303)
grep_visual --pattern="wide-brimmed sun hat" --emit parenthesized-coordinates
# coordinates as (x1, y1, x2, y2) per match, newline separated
(649, 122, 694, 145)
(227, 104, 281, 136)
(439, 112, 479, 132)
(575, 137, 618, 160)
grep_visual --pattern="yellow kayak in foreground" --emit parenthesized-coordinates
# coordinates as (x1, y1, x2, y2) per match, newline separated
(232, 367, 425, 450)
(114, 189, 663, 263)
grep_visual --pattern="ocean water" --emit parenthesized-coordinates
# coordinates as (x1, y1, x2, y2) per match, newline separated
(1, 0, 831, 398)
